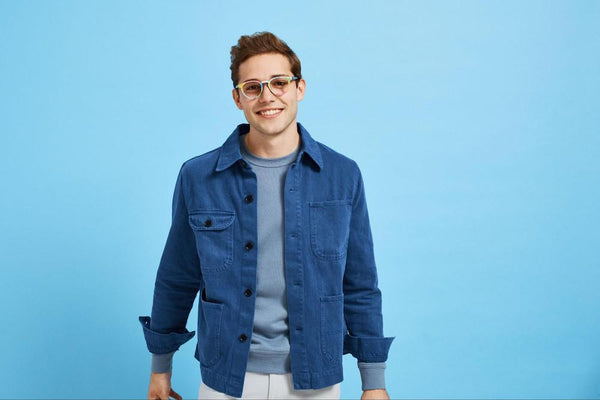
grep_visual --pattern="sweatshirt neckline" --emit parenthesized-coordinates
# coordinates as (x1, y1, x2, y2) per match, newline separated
(239, 134, 300, 168)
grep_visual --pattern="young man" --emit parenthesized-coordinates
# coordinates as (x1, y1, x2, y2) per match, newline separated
(139, 32, 393, 400)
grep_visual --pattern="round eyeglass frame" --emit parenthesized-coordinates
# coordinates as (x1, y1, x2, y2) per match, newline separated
(235, 76, 299, 100)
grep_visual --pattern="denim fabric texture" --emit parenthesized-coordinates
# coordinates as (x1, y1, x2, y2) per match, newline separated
(139, 123, 394, 398)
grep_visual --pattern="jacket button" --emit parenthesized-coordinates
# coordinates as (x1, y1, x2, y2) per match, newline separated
(245, 241, 254, 250)
(204, 219, 212, 227)
(239, 334, 247, 342)
(244, 194, 254, 203)
(244, 289, 252, 297)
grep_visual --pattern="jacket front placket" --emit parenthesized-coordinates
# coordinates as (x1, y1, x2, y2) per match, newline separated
(231, 158, 259, 388)
(284, 152, 311, 388)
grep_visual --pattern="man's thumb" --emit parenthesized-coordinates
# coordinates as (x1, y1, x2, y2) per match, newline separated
(169, 388, 182, 400)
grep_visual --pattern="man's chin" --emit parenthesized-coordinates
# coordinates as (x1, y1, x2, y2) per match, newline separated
(250, 122, 288, 137)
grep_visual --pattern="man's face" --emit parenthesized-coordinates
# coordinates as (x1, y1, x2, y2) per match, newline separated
(232, 53, 305, 139)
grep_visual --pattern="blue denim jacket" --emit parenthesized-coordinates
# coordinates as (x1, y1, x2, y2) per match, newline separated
(139, 123, 394, 397)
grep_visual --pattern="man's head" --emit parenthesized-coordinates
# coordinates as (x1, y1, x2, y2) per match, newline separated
(230, 31, 302, 87)
(230, 32, 305, 140)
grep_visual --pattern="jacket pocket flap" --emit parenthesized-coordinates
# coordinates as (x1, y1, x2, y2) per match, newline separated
(189, 211, 235, 231)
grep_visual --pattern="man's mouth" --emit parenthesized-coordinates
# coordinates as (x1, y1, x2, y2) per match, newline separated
(256, 108, 283, 117)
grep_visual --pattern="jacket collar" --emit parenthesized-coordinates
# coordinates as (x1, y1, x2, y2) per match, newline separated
(215, 123, 323, 172)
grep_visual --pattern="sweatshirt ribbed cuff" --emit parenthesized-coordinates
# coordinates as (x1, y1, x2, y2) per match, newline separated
(151, 351, 175, 374)
(358, 361, 386, 390)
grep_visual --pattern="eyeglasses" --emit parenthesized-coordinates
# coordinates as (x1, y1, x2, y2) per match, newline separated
(235, 76, 299, 100)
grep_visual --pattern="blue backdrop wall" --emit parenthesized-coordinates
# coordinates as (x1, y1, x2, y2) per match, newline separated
(1, 1, 599, 399)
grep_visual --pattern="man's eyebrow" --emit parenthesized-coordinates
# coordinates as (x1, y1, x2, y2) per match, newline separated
(241, 74, 290, 82)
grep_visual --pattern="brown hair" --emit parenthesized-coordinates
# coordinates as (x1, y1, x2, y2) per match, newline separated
(230, 31, 302, 87)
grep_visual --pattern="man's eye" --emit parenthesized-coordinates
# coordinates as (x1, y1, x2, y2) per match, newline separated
(245, 83, 261, 92)
(272, 79, 288, 87)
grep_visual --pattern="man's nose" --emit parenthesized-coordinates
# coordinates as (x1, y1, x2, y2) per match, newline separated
(258, 84, 276, 102)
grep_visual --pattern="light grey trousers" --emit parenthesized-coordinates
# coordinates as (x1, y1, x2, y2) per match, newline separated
(198, 372, 341, 399)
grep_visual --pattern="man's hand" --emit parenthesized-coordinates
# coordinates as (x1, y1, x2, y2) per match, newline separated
(361, 388, 390, 400)
(148, 372, 182, 400)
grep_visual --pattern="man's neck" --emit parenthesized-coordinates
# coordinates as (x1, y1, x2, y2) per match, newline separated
(244, 126, 301, 159)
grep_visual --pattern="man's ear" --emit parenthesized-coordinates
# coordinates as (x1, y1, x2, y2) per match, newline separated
(296, 78, 306, 102)
(232, 88, 243, 110)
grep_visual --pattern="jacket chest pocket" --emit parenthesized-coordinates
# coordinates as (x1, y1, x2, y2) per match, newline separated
(309, 200, 352, 260)
(189, 210, 235, 274)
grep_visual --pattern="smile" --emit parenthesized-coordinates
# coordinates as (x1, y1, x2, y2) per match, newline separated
(257, 108, 283, 117)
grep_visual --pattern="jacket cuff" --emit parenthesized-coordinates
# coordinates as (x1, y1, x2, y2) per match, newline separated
(343, 333, 394, 362)
(358, 361, 386, 390)
(139, 316, 195, 354)
(151, 351, 175, 374)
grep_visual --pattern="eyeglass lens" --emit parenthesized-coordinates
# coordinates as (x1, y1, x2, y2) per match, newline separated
(242, 77, 292, 98)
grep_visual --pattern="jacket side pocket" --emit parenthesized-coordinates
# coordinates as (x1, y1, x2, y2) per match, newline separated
(320, 294, 344, 363)
(197, 292, 224, 367)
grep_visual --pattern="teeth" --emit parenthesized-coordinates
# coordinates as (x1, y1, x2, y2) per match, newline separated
(259, 109, 281, 116)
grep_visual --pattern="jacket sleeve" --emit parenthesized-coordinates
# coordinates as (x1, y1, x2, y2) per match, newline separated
(343, 163, 394, 362)
(139, 164, 201, 354)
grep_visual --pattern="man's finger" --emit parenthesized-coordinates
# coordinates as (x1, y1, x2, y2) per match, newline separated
(147, 389, 169, 400)
(169, 388, 182, 400)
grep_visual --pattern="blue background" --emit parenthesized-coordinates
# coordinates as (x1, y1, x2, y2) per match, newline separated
(1, 1, 599, 398)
